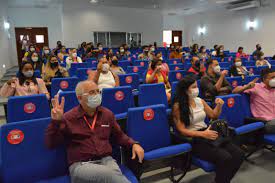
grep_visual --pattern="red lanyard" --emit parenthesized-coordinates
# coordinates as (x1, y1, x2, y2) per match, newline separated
(83, 111, 98, 131)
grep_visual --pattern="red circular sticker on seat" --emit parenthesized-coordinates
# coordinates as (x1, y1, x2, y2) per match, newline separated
(128, 57, 131, 61)
(133, 55, 137, 58)
(115, 91, 125, 101)
(175, 66, 179, 70)
(232, 80, 238, 88)
(24, 103, 36, 114)
(173, 61, 177, 64)
(7, 129, 24, 145)
(227, 98, 235, 108)
(176, 73, 182, 80)
(140, 62, 144, 66)
(133, 66, 139, 72)
(60, 81, 69, 89)
(249, 68, 254, 73)
(125, 76, 133, 84)
(143, 109, 155, 121)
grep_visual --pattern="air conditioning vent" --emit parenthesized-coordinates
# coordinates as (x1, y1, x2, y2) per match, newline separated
(226, 0, 260, 11)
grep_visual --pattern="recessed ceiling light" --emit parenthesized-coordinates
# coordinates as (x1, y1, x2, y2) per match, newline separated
(90, 0, 98, 4)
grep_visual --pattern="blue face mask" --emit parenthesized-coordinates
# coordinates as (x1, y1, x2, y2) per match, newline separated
(23, 70, 34, 78)
(87, 94, 102, 109)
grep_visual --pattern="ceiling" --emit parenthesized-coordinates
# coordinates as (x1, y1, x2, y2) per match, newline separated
(7, 0, 272, 15)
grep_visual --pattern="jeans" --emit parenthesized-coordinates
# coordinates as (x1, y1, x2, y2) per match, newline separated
(69, 156, 130, 183)
(192, 140, 245, 183)
(265, 119, 275, 134)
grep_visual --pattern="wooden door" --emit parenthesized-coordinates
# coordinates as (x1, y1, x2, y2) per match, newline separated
(15, 27, 49, 66)
(172, 31, 182, 47)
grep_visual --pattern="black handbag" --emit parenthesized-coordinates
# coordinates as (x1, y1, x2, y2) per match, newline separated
(208, 119, 231, 147)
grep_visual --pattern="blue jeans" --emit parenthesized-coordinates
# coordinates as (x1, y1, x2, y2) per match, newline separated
(69, 156, 130, 183)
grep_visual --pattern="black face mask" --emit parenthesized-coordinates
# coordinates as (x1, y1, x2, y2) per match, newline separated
(50, 62, 59, 68)
(195, 61, 200, 68)
(112, 60, 118, 66)
(176, 49, 180, 52)
(257, 47, 262, 51)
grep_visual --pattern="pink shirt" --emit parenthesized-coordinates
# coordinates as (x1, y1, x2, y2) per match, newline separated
(0, 78, 50, 99)
(244, 83, 275, 121)
(236, 52, 248, 59)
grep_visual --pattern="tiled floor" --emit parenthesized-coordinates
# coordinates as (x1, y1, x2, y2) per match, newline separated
(140, 150, 275, 183)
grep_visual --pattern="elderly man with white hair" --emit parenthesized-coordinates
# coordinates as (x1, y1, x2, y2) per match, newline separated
(45, 80, 144, 183)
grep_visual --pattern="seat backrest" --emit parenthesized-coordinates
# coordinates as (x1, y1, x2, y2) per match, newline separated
(126, 66, 147, 78)
(132, 60, 149, 68)
(168, 63, 184, 71)
(167, 59, 181, 64)
(77, 68, 96, 81)
(51, 77, 79, 98)
(219, 62, 229, 68)
(254, 66, 269, 75)
(118, 73, 139, 90)
(168, 70, 186, 83)
(243, 75, 260, 85)
(126, 104, 171, 152)
(225, 76, 243, 88)
(59, 91, 79, 113)
(69, 62, 91, 76)
(118, 61, 131, 71)
(240, 93, 252, 118)
(216, 94, 244, 128)
(138, 83, 168, 107)
(102, 86, 133, 115)
(0, 118, 68, 183)
(7, 94, 50, 123)
(171, 81, 179, 102)
(246, 66, 257, 75)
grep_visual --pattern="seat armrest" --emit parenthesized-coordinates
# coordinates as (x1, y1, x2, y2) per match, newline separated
(244, 117, 267, 125)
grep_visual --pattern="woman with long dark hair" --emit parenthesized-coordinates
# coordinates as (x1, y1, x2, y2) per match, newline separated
(0, 61, 49, 99)
(172, 76, 244, 183)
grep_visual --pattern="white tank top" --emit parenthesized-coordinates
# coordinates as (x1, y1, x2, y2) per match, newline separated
(98, 71, 116, 90)
(187, 97, 208, 131)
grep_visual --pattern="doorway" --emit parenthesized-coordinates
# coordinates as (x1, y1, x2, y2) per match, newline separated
(163, 30, 182, 47)
(15, 27, 49, 66)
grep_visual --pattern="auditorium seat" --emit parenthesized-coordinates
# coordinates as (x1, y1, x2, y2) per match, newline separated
(69, 62, 92, 76)
(168, 70, 186, 84)
(51, 77, 78, 98)
(168, 63, 184, 71)
(0, 117, 138, 183)
(132, 60, 149, 68)
(101, 86, 133, 120)
(118, 73, 140, 91)
(118, 60, 131, 71)
(226, 76, 243, 88)
(7, 94, 50, 123)
(138, 83, 171, 114)
(77, 68, 96, 81)
(58, 91, 79, 113)
(126, 104, 192, 181)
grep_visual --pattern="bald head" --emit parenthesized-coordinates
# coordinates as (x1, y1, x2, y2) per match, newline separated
(75, 80, 98, 97)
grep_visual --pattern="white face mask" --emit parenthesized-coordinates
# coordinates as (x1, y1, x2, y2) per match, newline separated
(220, 49, 224, 53)
(269, 78, 275, 88)
(87, 94, 102, 109)
(189, 88, 199, 98)
(213, 65, 221, 74)
(99, 47, 103, 51)
(260, 56, 265, 60)
(102, 63, 110, 72)
(235, 62, 242, 67)
(202, 49, 206, 53)
(23, 40, 27, 44)
(160, 56, 163, 60)
(120, 49, 124, 53)
(44, 50, 50, 54)
(150, 47, 155, 52)
(30, 48, 35, 52)
(32, 57, 38, 62)
(23, 70, 34, 78)
(72, 53, 77, 58)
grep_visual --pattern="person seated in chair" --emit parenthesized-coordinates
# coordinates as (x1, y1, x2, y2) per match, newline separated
(187, 56, 206, 80)
(110, 56, 126, 75)
(229, 58, 252, 78)
(45, 81, 144, 183)
(242, 68, 275, 134)
(88, 57, 120, 90)
(66, 48, 83, 69)
(255, 52, 271, 68)
(146, 59, 171, 102)
(0, 61, 49, 99)
(172, 76, 245, 183)
(42, 55, 69, 86)
(200, 60, 250, 102)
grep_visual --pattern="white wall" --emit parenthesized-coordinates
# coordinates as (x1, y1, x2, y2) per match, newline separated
(62, 4, 163, 48)
(0, 0, 12, 77)
(182, 3, 275, 56)
(8, 6, 63, 63)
